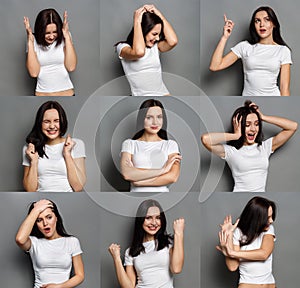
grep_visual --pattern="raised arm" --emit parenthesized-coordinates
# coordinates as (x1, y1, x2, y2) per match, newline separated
(252, 103, 298, 151)
(108, 244, 136, 288)
(119, 6, 147, 60)
(209, 14, 238, 71)
(23, 16, 40, 77)
(169, 218, 185, 274)
(16, 200, 53, 251)
(23, 143, 39, 192)
(132, 152, 181, 187)
(63, 135, 86, 192)
(201, 116, 241, 158)
(143, 5, 178, 52)
(62, 11, 77, 72)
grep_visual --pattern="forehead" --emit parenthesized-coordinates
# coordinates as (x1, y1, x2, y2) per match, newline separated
(146, 106, 163, 115)
(43, 109, 59, 120)
(246, 113, 259, 122)
(46, 23, 57, 31)
(146, 206, 161, 216)
(38, 207, 55, 218)
(255, 10, 269, 19)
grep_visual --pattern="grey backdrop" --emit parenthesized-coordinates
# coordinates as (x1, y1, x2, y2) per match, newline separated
(200, 96, 300, 193)
(200, 0, 300, 96)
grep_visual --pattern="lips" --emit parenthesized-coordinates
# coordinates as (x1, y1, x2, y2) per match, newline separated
(150, 126, 159, 130)
(43, 227, 51, 234)
(247, 133, 256, 141)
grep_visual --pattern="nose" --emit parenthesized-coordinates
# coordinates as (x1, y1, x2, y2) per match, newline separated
(49, 121, 55, 128)
(155, 35, 160, 41)
(43, 219, 48, 226)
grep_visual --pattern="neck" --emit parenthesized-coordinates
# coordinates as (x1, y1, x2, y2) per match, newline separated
(139, 133, 162, 142)
(46, 136, 64, 145)
(259, 35, 275, 45)
(143, 235, 155, 242)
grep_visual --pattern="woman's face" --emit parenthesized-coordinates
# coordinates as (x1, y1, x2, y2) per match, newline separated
(254, 10, 275, 41)
(244, 113, 259, 145)
(143, 206, 161, 240)
(36, 208, 58, 239)
(45, 23, 58, 44)
(145, 24, 162, 47)
(265, 206, 274, 230)
(42, 109, 61, 141)
(144, 106, 163, 135)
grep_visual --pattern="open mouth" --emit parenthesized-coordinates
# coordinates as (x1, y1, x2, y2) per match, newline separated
(247, 133, 256, 141)
(44, 227, 51, 234)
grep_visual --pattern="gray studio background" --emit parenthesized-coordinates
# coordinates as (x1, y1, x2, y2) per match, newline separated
(98, 0, 200, 96)
(1, 192, 100, 288)
(200, 0, 300, 96)
(97, 96, 201, 192)
(1, 0, 100, 97)
(201, 192, 300, 288)
(200, 96, 300, 193)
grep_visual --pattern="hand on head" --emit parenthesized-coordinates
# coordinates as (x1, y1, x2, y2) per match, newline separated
(33, 199, 53, 214)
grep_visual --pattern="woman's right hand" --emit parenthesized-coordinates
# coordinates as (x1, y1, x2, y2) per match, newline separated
(220, 215, 239, 236)
(233, 115, 242, 139)
(25, 143, 39, 163)
(108, 243, 121, 260)
(223, 14, 234, 39)
(23, 16, 34, 43)
(134, 6, 147, 24)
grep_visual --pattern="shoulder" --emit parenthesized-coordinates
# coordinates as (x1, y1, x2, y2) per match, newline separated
(231, 41, 252, 57)
(73, 138, 85, 148)
(166, 139, 179, 152)
(264, 224, 275, 236)
(121, 139, 135, 153)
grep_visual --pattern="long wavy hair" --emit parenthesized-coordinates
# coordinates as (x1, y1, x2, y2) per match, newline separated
(116, 11, 164, 47)
(249, 6, 288, 47)
(237, 196, 276, 247)
(227, 100, 263, 149)
(34, 8, 63, 47)
(129, 199, 172, 257)
(28, 200, 71, 238)
(26, 101, 68, 158)
(132, 99, 168, 140)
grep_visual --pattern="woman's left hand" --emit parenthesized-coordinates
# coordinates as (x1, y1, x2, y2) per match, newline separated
(216, 231, 233, 257)
(63, 134, 75, 157)
(250, 102, 264, 120)
(62, 11, 71, 39)
(144, 4, 163, 19)
(173, 218, 185, 235)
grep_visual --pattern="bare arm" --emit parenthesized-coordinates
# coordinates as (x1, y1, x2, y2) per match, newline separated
(16, 200, 53, 251)
(279, 63, 291, 96)
(23, 143, 39, 192)
(201, 116, 241, 158)
(62, 11, 77, 72)
(210, 14, 238, 71)
(253, 104, 298, 151)
(108, 244, 136, 288)
(24, 16, 40, 77)
(169, 218, 185, 274)
(132, 153, 181, 186)
(63, 136, 86, 192)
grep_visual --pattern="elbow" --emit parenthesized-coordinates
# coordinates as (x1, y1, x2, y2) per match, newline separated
(209, 64, 219, 72)
(15, 235, 26, 247)
(227, 265, 238, 272)
(168, 37, 178, 48)
(201, 134, 211, 148)
(66, 63, 77, 72)
(135, 48, 146, 58)
(172, 267, 183, 274)
(28, 70, 39, 78)
(292, 121, 298, 132)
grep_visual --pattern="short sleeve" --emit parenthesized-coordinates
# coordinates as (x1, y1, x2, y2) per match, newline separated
(121, 139, 134, 154)
(233, 228, 242, 246)
(124, 248, 133, 266)
(264, 224, 275, 238)
(231, 41, 249, 59)
(28, 235, 38, 253)
(167, 140, 180, 155)
(69, 237, 83, 257)
(116, 43, 130, 59)
(262, 137, 274, 155)
(72, 138, 86, 159)
(222, 144, 236, 160)
(22, 144, 30, 166)
(280, 46, 292, 65)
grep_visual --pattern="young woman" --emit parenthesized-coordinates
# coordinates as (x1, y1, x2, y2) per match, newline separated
(120, 99, 182, 192)
(16, 199, 84, 288)
(23, 101, 86, 192)
(217, 196, 276, 288)
(108, 199, 184, 288)
(209, 6, 292, 96)
(201, 100, 297, 192)
(24, 8, 77, 96)
(116, 4, 178, 96)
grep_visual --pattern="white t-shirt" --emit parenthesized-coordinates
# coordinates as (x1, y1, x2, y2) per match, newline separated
(222, 138, 273, 192)
(117, 43, 169, 96)
(231, 41, 292, 96)
(124, 240, 173, 288)
(233, 225, 275, 284)
(121, 139, 179, 192)
(30, 38, 74, 93)
(29, 236, 82, 288)
(22, 138, 85, 192)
